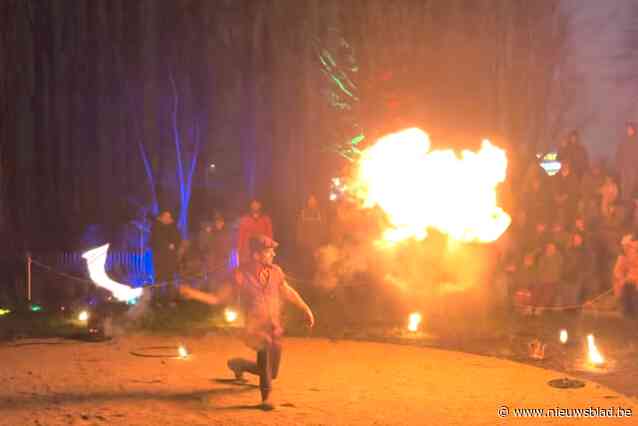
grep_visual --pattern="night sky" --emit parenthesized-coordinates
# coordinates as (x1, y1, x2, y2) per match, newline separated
(566, 0, 637, 160)
(1, 0, 635, 249)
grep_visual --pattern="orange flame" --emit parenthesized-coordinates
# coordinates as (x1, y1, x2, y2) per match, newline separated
(354, 128, 511, 245)
(408, 312, 422, 332)
(178, 345, 189, 359)
(587, 334, 604, 366)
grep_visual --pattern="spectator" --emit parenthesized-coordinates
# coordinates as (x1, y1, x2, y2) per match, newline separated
(573, 217, 592, 242)
(522, 175, 551, 225)
(580, 163, 605, 222)
(150, 210, 182, 305)
(599, 203, 626, 291)
(551, 162, 580, 225)
(551, 222, 570, 251)
(615, 121, 638, 201)
(558, 130, 589, 179)
(238, 199, 273, 264)
(534, 241, 563, 311)
(612, 234, 638, 318)
(599, 175, 619, 218)
(296, 195, 326, 253)
(199, 213, 232, 286)
(524, 222, 549, 256)
(563, 233, 595, 306)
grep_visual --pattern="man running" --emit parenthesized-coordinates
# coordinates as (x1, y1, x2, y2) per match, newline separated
(180, 235, 315, 410)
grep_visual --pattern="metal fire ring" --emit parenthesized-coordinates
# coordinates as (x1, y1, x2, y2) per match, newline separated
(129, 346, 187, 359)
(547, 378, 586, 389)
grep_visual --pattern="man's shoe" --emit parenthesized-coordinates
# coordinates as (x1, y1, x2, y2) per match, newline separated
(227, 358, 245, 381)
(260, 399, 275, 411)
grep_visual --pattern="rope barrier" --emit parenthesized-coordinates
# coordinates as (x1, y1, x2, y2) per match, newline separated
(29, 257, 227, 290)
(515, 288, 615, 311)
(20, 255, 626, 314)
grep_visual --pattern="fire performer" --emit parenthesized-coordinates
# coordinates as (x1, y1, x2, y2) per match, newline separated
(179, 235, 315, 410)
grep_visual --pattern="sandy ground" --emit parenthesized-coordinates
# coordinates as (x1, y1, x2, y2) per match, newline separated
(0, 335, 636, 426)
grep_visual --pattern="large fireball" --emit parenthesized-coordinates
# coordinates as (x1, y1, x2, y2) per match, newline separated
(354, 128, 511, 245)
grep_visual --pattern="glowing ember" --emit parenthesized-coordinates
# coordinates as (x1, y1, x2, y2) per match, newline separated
(78, 311, 89, 321)
(224, 308, 238, 323)
(178, 345, 189, 358)
(587, 334, 605, 366)
(0, 308, 10, 316)
(559, 329, 568, 344)
(407, 312, 422, 332)
(354, 128, 511, 245)
(82, 244, 143, 303)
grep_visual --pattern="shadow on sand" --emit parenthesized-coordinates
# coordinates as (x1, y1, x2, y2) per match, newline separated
(0, 386, 256, 411)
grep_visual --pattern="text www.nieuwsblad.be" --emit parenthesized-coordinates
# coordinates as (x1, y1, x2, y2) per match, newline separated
(498, 405, 633, 418)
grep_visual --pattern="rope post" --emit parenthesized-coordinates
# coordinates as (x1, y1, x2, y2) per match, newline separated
(26, 252, 32, 302)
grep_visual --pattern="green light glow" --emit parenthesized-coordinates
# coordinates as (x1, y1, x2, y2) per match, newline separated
(29, 304, 43, 312)
(315, 29, 363, 162)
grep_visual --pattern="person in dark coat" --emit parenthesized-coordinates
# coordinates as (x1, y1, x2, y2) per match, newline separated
(150, 210, 182, 304)
(534, 241, 563, 311)
(616, 122, 638, 201)
(562, 233, 595, 306)
(199, 213, 233, 289)
(551, 162, 580, 225)
(558, 130, 589, 179)
(179, 235, 314, 410)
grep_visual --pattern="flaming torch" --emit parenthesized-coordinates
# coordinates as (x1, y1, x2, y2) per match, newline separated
(407, 312, 422, 332)
(224, 308, 238, 323)
(178, 345, 189, 359)
(82, 244, 143, 303)
(354, 128, 511, 246)
(587, 334, 605, 367)
(78, 310, 90, 322)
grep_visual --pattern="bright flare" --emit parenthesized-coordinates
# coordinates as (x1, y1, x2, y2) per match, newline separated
(587, 334, 604, 366)
(559, 329, 568, 344)
(82, 244, 143, 303)
(408, 312, 422, 332)
(355, 128, 511, 245)
(178, 345, 189, 358)
(0, 308, 10, 316)
(224, 308, 238, 323)
(78, 311, 89, 322)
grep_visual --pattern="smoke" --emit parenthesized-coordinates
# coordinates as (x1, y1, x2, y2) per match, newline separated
(312, 212, 506, 334)
(125, 287, 153, 321)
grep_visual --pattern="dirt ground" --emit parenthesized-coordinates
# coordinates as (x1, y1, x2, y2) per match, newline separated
(0, 335, 636, 426)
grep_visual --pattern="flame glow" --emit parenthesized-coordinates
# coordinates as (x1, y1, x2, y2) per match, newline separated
(224, 308, 238, 323)
(559, 329, 568, 344)
(587, 334, 604, 366)
(408, 312, 422, 332)
(354, 128, 511, 245)
(82, 244, 143, 303)
(78, 311, 89, 322)
(0, 308, 10, 316)
(178, 345, 189, 358)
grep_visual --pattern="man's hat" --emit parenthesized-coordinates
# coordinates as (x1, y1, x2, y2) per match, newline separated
(249, 235, 279, 253)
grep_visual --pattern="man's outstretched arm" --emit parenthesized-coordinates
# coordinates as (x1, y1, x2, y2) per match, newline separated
(282, 281, 315, 327)
(179, 284, 233, 305)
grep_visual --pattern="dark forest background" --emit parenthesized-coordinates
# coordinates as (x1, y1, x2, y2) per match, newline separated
(0, 0, 571, 254)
